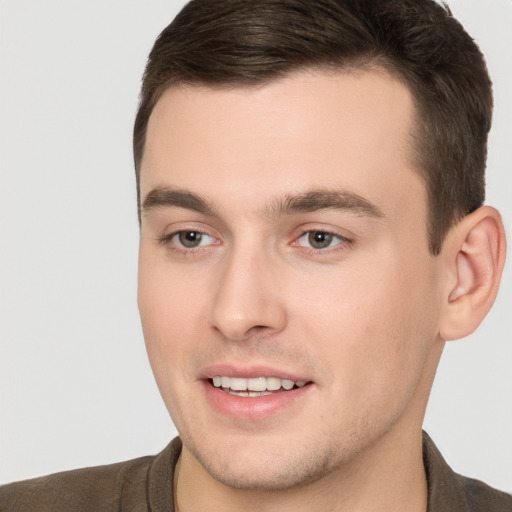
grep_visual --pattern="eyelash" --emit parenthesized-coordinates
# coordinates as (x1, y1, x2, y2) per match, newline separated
(157, 229, 353, 255)
(157, 230, 218, 254)
(293, 230, 353, 254)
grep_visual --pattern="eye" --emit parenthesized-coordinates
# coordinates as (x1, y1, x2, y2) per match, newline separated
(172, 230, 215, 249)
(296, 230, 345, 250)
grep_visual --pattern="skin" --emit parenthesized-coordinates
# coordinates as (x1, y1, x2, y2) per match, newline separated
(137, 69, 490, 511)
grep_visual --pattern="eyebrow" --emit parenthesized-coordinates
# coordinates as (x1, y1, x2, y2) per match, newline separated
(267, 190, 385, 219)
(141, 188, 215, 216)
(141, 187, 384, 220)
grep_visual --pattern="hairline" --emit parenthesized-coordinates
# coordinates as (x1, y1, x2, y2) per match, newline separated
(135, 59, 435, 250)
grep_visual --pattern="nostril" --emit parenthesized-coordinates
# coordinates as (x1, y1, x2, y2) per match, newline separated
(249, 325, 270, 334)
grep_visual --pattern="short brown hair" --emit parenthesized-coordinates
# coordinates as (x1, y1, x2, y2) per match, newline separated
(134, 0, 492, 254)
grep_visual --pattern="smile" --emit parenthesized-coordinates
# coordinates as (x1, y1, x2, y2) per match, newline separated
(211, 376, 307, 397)
(203, 372, 314, 420)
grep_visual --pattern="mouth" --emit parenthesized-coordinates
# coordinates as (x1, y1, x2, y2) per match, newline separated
(209, 376, 310, 397)
(201, 366, 314, 420)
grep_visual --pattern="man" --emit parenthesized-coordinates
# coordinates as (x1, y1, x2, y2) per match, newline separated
(1, 0, 510, 510)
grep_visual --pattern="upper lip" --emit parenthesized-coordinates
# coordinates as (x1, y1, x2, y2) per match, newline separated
(199, 364, 311, 383)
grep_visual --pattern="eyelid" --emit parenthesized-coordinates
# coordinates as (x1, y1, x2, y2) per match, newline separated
(297, 231, 343, 247)
(291, 227, 354, 253)
(155, 222, 354, 256)
(157, 225, 221, 254)
(176, 231, 215, 247)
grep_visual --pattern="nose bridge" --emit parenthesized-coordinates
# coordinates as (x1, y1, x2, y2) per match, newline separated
(210, 239, 286, 340)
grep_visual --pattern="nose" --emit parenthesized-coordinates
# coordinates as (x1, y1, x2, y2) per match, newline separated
(210, 246, 287, 342)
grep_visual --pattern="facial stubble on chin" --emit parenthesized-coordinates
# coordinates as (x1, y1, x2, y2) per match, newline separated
(183, 434, 339, 492)
(178, 404, 388, 493)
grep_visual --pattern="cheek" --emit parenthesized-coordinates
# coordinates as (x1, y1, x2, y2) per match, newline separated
(293, 253, 438, 401)
(137, 253, 205, 387)
(137, 257, 211, 432)
(138, 242, 208, 332)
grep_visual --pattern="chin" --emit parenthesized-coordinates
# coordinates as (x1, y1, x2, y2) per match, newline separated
(184, 432, 340, 491)
(202, 456, 333, 491)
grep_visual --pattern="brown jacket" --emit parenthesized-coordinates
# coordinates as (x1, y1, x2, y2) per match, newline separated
(1, 433, 511, 511)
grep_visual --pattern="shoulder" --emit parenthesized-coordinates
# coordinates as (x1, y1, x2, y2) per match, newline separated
(423, 431, 512, 512)
(452, 473, 512, 512)
(0, 455, 153, 512)
(0, 438, 182, 512)
(0, 438, 183, 512)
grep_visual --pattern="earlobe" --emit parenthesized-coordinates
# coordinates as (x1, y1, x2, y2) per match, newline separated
(439, 206, 506, 341)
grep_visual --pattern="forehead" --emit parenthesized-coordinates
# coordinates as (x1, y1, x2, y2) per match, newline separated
(141, 68, 423, 221)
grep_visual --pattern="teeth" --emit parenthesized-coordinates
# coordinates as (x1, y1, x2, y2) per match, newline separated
(230, 377, 247, 391)
(228, 389, 272, 397)
(211, 376, 308, 393)
(247, 377, 266, 391)
(266, 377, 281, 391)
(281, 379, 294, 390)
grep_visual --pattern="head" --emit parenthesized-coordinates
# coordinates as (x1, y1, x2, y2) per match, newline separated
(135, 0, 505, 495)
(134, 0, 493, 255)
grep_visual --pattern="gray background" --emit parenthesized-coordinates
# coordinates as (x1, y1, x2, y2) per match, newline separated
(1, 0, 511, 491)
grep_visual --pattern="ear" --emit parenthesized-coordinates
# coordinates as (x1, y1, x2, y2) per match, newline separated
(438, 206, 506, 341)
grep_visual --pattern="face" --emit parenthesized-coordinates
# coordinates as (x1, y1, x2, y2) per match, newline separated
(138, 69, 444, 490)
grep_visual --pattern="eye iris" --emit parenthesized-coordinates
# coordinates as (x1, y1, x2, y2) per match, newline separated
(308, 231, 333, 249)
(179, 231, 202, 248)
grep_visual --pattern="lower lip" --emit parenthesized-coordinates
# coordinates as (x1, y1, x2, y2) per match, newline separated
(202, 380, 312, 420)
